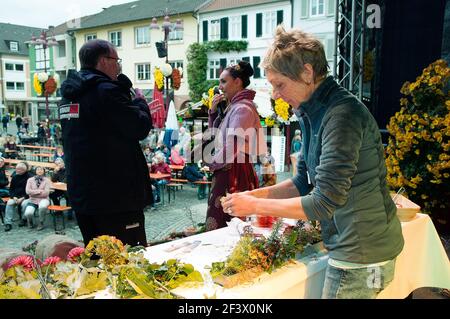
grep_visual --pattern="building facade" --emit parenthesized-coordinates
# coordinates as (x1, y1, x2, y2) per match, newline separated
(197, 0, 292, 91)
(0, 23, 42, 123)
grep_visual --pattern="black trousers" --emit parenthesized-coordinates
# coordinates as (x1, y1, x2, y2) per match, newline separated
(76, 211, 147, 248)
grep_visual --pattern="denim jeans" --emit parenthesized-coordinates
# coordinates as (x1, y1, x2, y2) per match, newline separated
(321, 259, 396, 299)
(4, 199, 29, 225)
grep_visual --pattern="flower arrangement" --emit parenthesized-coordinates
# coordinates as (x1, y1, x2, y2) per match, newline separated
(385, 59, 450, 217)
(33, 72, 59, 97)
(264, 116, 275, 128)
(0, 235, 203, 299)
(171, 68, 181, 90)
(154, 67, 164, 91)
(209, 220, 321, 287)
(201, 87, 215, 109)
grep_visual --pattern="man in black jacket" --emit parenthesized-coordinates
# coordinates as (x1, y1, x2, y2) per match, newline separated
(4, 162, 33, 231)
(59, 39, 152, 247)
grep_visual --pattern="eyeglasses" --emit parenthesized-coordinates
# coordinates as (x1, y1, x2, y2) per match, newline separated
(104, 56, 122, 64)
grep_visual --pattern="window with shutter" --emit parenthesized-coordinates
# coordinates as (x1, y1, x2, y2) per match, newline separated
(220, 58, 227, 73)
(220, 17, 229, 40)
(230, 16, 241, 39)
(242, 57, 250, 62)
(253, 56, 261, 78)
(311, 0, 325, 17)
(208, 60, 221, 79)
(256, 13, 262, 37)
(203, 21, 208, 42)
(210, 19, 220, 41)
(301, 0, 309, 19)
(263, 11, 277, 36)
(277, 10, 283, 25)
(241, 15, 248, 38)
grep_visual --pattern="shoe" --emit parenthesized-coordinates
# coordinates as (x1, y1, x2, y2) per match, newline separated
(18, 220, 26, 227)
(4, 224, 12, 232)
(37, 223, 45, 231)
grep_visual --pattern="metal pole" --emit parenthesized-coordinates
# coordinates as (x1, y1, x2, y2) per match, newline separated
(350, 0, 356, 92)
(358, 0, 366, 99)
(165, 27, 170, 115)
(43, 31, 50, 121)
(333, 0, 340, 78)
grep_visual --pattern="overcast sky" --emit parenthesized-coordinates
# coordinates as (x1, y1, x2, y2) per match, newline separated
(1, 0, 136, 29)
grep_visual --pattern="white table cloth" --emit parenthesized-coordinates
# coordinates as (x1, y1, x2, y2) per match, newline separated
(144, 214, 450, 298)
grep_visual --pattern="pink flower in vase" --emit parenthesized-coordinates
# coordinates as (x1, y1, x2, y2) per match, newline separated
(42, 256, 62, 266)
(7, 255, 35, 271)
(67, 247, 85, 262)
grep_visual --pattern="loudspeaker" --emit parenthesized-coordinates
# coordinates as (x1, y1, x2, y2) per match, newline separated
(155, 41, 167, 58)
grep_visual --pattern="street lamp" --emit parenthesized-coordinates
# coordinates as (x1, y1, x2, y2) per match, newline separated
(27, 29, 58, 121)
(150, 13, 183, 115)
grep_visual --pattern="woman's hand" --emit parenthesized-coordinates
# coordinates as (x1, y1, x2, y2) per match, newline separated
(221, 192, 258, 217)
(211, 94, 225, 113)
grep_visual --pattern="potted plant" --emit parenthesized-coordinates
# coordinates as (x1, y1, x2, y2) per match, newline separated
(385, 59, 450, 233)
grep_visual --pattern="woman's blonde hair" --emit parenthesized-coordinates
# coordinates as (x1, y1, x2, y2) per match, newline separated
(261, 26, 329, 82)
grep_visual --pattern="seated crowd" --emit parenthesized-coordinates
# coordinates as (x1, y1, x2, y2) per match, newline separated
(1, 150, 69, 232)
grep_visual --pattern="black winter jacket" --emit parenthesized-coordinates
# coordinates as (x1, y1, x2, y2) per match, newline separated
(0, 166, 9, 189)
(59, 69, 152, 214)
(9, 172, 33, 198)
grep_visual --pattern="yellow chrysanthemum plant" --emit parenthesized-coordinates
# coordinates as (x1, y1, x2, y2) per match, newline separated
(386, 59, 450, 220)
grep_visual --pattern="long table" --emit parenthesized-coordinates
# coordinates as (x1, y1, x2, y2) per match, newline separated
(4, 158, 56, 170)
(143, 214, 450, 299)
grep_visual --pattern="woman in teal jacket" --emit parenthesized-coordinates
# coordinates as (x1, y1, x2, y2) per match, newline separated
(221, 26, 404, 299)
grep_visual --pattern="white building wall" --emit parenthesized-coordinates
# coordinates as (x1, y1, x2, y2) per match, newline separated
(2, 55, 29, 100)
(53, 34, 76, 73)
(292, 0, 336, 72)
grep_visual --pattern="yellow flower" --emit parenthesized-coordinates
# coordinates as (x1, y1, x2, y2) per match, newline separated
(265, 117, 275, 127)
(274, 98, 290, 121)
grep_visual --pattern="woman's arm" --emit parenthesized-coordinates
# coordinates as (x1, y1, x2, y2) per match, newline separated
(245, 178, 301, 199)
(25, 178, 40, 196)
(222, 192, 308, 220)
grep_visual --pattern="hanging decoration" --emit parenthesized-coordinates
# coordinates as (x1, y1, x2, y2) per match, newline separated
(33, 72, 58, 96)
(171, 68, 181, 90)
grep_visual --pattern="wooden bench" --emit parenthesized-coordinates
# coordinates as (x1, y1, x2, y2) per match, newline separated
(4, 158, 56, 170)
(47, 205, 71, 232)
(166, 183, 184, 203)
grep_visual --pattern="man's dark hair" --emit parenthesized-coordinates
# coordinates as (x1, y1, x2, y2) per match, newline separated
(79, 39, 115, 69)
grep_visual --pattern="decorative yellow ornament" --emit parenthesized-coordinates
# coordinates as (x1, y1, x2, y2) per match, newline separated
(153, 67, 164, 91)
(33, 73, 42, 96)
